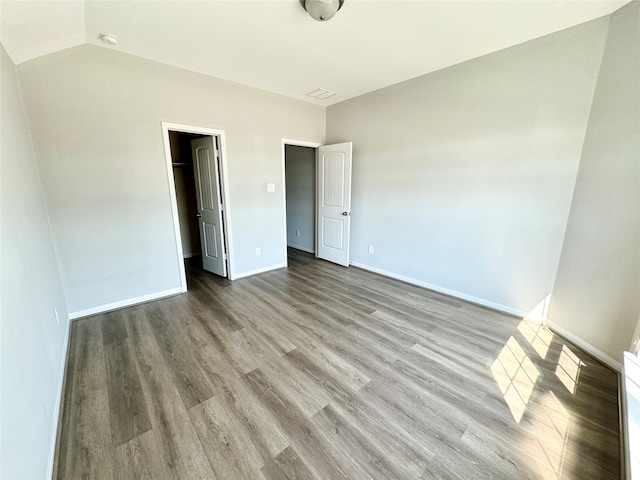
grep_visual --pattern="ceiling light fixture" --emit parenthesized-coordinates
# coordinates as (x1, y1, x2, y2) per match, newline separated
(99, 33, 119, 46)
(303, 0, 344, 22)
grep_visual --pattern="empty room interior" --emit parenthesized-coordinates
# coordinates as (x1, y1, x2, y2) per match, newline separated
(2, 1, 640, 479)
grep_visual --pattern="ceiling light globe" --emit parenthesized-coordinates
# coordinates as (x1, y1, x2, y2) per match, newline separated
(99, 33, 119, 45)
(304, 0, 340, 22)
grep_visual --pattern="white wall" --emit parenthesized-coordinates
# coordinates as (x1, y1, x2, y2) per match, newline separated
(17, 45, 325, 315)
(549, 2, 640, 363)
(326, 18, 608, 315)
(1, 45, 70, 479)
(285, 145, 315, 253)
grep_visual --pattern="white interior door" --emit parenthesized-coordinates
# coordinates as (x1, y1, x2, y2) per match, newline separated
(316, 142, 352, 267)
(192, 136, 227, 277)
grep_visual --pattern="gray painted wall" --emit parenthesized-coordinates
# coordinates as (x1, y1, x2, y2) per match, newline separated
(549, 2, 640, 361)
(285, 145, 315, 253)
(326, 18, 608, 316)
(1, 45, 70, 479)
(17, 45, 325, 314)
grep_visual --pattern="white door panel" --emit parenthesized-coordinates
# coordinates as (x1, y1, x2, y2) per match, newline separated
(192, 137, 227, 277)
(317, 142, 352, 267)
(321, 217, 344, 250)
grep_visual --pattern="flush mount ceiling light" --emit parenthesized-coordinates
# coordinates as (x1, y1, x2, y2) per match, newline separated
(303, 0, 344, 22)
(99, 33, 119, 45)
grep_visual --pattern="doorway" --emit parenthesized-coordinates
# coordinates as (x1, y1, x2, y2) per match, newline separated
(282, 139, 353, 268)
(162, 122, 234, 291)
(284, 144, 317, 255)
(169, 131, 204, 265)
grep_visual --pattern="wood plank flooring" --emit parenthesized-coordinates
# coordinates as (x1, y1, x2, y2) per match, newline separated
(54, 249, 621, 479)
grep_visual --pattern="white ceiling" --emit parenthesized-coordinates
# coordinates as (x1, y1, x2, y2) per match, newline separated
(0, 0, 629, 106)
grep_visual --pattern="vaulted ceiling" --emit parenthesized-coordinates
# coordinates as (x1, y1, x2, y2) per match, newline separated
(0, 0, 629, 105)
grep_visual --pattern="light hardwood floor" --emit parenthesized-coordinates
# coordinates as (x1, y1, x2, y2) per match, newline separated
(54, 249, 621, 479)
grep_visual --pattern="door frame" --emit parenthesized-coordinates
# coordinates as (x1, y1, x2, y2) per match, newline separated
(162, 122, 235, 290)
(281, 138, 322, 267)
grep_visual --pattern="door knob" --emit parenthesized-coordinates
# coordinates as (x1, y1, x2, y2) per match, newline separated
(196, 213, 202, 217)
(342, 212, 349, 216)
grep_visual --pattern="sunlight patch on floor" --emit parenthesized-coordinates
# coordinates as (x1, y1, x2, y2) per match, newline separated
(518, 319, 554, 360)
(556, 344, 584, 395)
(524, 391, 571, 479)
(517, 295, 554, 359)
(491, 336, 541, 423)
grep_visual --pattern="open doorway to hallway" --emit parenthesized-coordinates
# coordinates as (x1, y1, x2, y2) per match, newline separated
(284, 144, 317, 255)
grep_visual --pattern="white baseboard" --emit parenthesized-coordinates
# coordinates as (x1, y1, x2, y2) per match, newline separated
(234, 263, 287, 280)
(69, 287, 184, 320)
(46, 314, 72, 480)
(288, 244, 315, 254)
(349, 261, 528, 318)
(349, 261, 623, 373)
(546, 319, 622, 372)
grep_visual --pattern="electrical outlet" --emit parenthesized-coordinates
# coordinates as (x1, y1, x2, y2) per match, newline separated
(54, 307, 60, 324)
(368, 245, 375, 254)
(296, 230, 301, 237)
(255, 247, 261, 256)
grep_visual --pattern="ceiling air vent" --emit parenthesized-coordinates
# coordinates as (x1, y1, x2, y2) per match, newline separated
(306, 88, 337, 100)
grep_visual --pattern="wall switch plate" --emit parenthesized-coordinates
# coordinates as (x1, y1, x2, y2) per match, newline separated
(368, 245, 375, 254)
(267, 183, 275, 193)
(256, 247, 261, 256)
(296, 230, 301, 237)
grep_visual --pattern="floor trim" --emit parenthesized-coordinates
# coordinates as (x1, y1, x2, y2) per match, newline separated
(47, 314, 73, 480)
(69, 288, 184, 320)
(349, 262, 623, 372)
(288, 245, 315, 254)
(234, 263, 287, 280)
(546, 319, 622, 372)
(350, 261, 528, 318)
